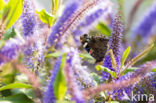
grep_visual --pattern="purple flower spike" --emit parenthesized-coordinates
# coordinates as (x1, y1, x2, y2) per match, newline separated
(111, 73, 134, 100)
(65, 52, 85, 103)
(132, 1, 156, 39)
(148, 72, 156, 90)
(21, 0, 36, 37)
(64, 47, 96, 88)
(0, 39, 22, 64)
(73, 0, 112, 43)
(47, 0, 82, 47)
(73, 8, 105, 42)
(110, 14, 123, 59)
(23, 47, 35, 69)
(104, 55, 113, 71)
(103, 13, 123, 81)
(104, 14, 123, 71)
(43, 56, 62, 103)
(111, 60, 156, 100)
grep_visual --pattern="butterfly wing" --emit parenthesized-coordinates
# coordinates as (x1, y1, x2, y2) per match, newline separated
(88, 35, 109, 63)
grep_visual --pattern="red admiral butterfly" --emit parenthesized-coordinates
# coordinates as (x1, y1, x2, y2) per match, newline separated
(80, 34, 109, 63)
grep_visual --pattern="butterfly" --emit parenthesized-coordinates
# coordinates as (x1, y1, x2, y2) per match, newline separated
(80, 34, 109, 63)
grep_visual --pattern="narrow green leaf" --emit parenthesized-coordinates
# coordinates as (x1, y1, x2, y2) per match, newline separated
(0, 40, 5, 49)
(56, 100, 74, 103)
(123, 67, 137, 74)
(4, 0, 23, 30)
(121, 44, 154, 75)
(0, 0, 5, 10)
(96, 65, 117, 78)
(2, 27, 16, 40)
(52, 0, 60, 15)
(96, 22, 111, 36)
(0, 82, 32, 91)
(110, 49, 117, 72)
(106, 101, 119, 103)
(80, 53, 95, 63)
(79, 53, 94, 60)
(36, 9, 54, 27)
(0, 63, 16, 84)
(122, 66, 156, 75)
(152, 68, 156, 72)
(121, 46, 131, 68)
(138, 41, 156, 64)
(54, 54, 67, 100)
(0, 0, 6, 20)
(45, 51, 62, 58)
(0, 93, 34, 103)
(90, 73, 101, 84)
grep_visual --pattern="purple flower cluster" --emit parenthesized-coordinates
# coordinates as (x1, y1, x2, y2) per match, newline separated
(150, 73, 156, 89)
(73, 9, 104, 35)
(134, 73, 156, 98)
(132, 1, 156, 39)
(59, 47, 96, 102)
(43, 56, 62, 103)
(47, 0, 82, 47)
(103, 14, 123, 80)
(110, 60, 156, 100)
(108, 14, 123, 66)
(110, 73, 134, 100)
(65, 47, 96, 89)
(21, 0, 46, 69)
(0, 39, 22, 64)
(73, 0, 112, 43)
(73, 9, 107, 43)
(21, 0, 36, 37)
(66, 52, 85, 103)
(23, 47, 35, 69)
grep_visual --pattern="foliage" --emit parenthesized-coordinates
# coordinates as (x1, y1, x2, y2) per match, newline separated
(36, 9, 55, 27)
(0, 0, 23, 30)
(0, 0, 156, 103)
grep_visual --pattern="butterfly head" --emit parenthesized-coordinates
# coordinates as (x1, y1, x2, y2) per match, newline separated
(80, 34, 90, 48)
(80, 34, 89, 43)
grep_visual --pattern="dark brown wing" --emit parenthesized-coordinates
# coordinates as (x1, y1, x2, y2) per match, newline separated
(88, 35, 109, 63)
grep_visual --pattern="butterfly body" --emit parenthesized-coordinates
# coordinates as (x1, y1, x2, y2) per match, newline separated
(80, 34, 109, 63)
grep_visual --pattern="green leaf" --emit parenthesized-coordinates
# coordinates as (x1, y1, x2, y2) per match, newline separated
(52, 0, 60, 15)
(56, 100, 74, 103)
(106, 101, 119, 103)
(0, 93, 34, 103)
(120, 44, 154, 75)
(138, 41, 156, 64)
(0, 0, 5, 11)
(79, 53, 95, 63)
(0, 40, 5, 49)
(36, 9, 54, 27)
(152, 68, 156, 72)
(90, 73, 101, 84)
(123, 67, 137, 74)
(0, 0, 6, 20)
(121, 46, 131, 68)
(0, 82, 32, 91)
(96, 65, 117, 78)
(2, 27, 16, 40)
(54, 54, 67, 100)
(0, 63, 16, 84)
(110, 49, 117, 72)
(96, 22, 111, 36)
(45, 51, 62, 58)
(4, 0, 23, 30)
